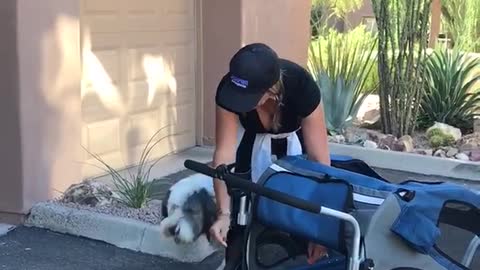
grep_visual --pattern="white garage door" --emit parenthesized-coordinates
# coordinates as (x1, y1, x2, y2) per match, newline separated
(80, 0, 198, 178)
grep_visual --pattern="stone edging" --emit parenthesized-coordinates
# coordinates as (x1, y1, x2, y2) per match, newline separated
(329, 142, 480, 181)
(24, 202, 219, 263)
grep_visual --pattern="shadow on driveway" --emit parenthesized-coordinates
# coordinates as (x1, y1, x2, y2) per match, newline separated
(0, 226, 223, 270)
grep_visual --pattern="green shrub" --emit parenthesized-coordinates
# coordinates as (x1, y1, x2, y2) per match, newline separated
(417, 49, 480, 131)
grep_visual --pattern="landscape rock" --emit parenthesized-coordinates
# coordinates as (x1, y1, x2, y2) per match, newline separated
(61, 180, 118, 207)
(363, 140, 378, 149)
(328, 135, 346, 144)
(455, 153, 470, 161)
(434, 149, 446, 158)
(456, 132, 480, 152)
(366, 129, 387, 143)
(474, 117, 480, 133)
(147, 199, 163, 209)
(413, 149, 433, 156)
(359, 109, 381, 129)
(378, 134, 397, 150)
(446, 147, 459, 158)
(393, 135, 414, 152)
(427, 122, 462, 141)
(343, 127, 368, 144)
(470, 150, 480, 162)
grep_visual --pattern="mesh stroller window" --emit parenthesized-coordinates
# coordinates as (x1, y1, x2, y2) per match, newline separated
(435, 201, 480, 270)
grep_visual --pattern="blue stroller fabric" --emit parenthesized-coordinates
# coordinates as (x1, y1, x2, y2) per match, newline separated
(256, 171, 353, 253)
(247, 154, 480, 270)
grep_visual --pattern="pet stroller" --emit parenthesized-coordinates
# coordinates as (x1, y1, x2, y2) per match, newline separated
(184, 154, 480, 270)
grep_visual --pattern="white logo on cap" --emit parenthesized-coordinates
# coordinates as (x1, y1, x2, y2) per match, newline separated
(231, 75, 248, 88)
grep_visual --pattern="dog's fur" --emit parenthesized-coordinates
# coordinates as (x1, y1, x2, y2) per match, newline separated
(160, 174, 227, 270)
(160, 173, 217, 244)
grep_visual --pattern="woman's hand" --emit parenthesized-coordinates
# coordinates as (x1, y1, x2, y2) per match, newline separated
(307, 242, 328, 265)
(209, 214, 231, 247)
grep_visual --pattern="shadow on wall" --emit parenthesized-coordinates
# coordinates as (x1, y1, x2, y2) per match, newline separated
(80, 25, 180, 180)
(16, 0, 82, 212)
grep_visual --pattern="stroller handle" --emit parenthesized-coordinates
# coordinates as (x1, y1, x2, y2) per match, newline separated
(184, 159, 321, 214)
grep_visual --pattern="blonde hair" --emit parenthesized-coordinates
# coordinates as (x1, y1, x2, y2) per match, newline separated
(268, 71, 285, 132)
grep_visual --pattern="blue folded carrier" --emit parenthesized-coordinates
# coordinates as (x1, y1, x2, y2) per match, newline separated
(241, 155, 480, 270)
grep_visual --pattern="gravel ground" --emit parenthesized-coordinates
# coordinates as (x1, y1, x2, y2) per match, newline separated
(53, 200, 164, 225)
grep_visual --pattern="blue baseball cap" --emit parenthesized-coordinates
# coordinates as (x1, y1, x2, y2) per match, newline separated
(216, 43, 281, 113)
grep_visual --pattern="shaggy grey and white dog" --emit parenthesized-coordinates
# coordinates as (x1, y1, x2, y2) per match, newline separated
(160, 173, 218, 244)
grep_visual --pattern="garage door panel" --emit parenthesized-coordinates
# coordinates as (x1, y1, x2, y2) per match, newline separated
(168, 103, 195, 134)
(81, 90, 122, 123)
(128, 82, 176, 112)
(127, 46, 172, 81)
(175, 73, 195, 92)
(162, 15, 194, 31)
(170, 44, 195, 76)
(164, 0, 194, 17)
(86, 33, 123, 51)
(160, 0, 194, 30)
(81, 0, 197, 178)
(85, 49, 121, 84)
(83, 0, 120, 13)
(169, 88, 194, 107)
(126, 110, 165, 147)
(125, 0, 159, 13)
(84, 119, 121, 155)
(124, 30, 194, 50)
(83, 14, 124, 34)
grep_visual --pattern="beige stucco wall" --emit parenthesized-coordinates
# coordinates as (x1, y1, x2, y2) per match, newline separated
(201, 0, 243, 145)
(17, 0, 83, 213)
(345, 0, 374, 30)
(0, 0, 82, 223)
(0, 0, 24, 223)
(201, 0, 313, 144)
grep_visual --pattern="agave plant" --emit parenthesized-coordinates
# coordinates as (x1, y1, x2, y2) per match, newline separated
(418, 49, 480, 131)
(83, 128, 169, 208)
(308, 26, 378, 134)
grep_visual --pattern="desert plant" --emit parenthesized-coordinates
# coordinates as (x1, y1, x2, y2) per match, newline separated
(440, 0, 480, 52)
(308, 26, 378, 134)
(417, 49, 480, 131)
(427, 128, 456, 148)
(371, 0, 432, 137)
(426, 127, 444, 138)
(83, 128, 168, 208)
(310, 0, 365, 39)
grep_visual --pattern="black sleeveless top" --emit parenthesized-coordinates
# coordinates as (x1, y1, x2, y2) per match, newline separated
(215, 59, 322, 173)
(216, 59, 321, 134)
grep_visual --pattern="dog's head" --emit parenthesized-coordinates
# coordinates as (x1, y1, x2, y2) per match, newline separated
(160, 187, 216, 244)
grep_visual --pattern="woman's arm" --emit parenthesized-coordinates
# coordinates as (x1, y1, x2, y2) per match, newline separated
(301, 101, 331, 166)
(212, 105, 239, 215)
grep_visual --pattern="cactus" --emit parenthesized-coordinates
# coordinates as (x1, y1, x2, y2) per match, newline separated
(428, 129, 456, 148)
(429, 135, 445, 148)
(426, 128, 444, 139)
